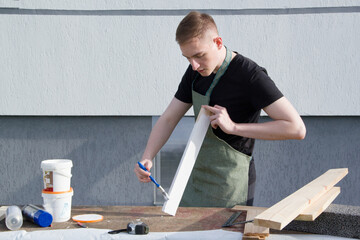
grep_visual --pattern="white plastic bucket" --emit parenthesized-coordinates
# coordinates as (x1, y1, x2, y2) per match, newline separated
(42, 188, 74, 222)
(41, 159, 73, 192)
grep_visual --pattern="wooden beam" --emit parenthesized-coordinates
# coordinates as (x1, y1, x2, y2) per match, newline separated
(162, 108, 210, 216)
(253, 168, 348, 230)
(242, 207, 269, 240)
(231, 206, 269, 240)
(295, 186, 340, 221)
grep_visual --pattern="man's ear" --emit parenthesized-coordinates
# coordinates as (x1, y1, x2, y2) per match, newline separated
(213, 37, 223, 49)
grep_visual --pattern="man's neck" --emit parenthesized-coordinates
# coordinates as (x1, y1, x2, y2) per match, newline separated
(213, 47, 228, 74)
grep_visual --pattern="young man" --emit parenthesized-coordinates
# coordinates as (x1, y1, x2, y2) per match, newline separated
(134, 11, 306, 207)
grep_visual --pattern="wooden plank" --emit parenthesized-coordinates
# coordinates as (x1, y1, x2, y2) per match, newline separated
(243, 208, 269, 240)
(243, 236, 266, 240)
(232, 206, 269, 240)
(232, 206, 267, 212)
(253, 168, 348, 230)
(162, 108, 210, 216)
(295, 186, 340, 221)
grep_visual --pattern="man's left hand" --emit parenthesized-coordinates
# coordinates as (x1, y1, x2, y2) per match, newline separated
(202, 105, 235, 134)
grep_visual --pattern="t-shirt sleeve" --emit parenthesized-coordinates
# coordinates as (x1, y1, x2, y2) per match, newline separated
(250, 69, 284, 110)
(174, 65, 193, 104)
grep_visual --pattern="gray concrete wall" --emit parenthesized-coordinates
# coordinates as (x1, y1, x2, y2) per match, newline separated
(253, 116, 360, 207)
(0, 116, 153, 206)
(0, 116, 359, 207)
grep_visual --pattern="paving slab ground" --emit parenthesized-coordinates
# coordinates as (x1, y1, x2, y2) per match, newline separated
(285, 204, 360, 239)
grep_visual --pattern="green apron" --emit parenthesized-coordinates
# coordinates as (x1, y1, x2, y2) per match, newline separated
(180, 48, 252, 208)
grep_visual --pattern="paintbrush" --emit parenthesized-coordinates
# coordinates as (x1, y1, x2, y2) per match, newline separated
(137, 161, 170, 200)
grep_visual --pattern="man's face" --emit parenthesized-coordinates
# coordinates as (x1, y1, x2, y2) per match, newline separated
(180, 33, 222, 77)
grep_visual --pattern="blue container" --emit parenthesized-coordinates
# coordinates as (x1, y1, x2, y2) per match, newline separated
(22, 204, 53, 227)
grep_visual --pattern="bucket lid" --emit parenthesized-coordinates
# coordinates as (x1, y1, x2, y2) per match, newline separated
(42, 188, 74, 195)
(41, 159, 73, 170)
(72, 214, 103, 223)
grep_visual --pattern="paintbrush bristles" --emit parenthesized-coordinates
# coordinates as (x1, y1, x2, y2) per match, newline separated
(159, 186, 170, 200)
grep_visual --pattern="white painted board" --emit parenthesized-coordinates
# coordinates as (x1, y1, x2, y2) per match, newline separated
(162, 108, 210, 216)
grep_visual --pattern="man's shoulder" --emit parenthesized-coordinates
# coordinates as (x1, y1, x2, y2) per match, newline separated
(231, 52, 267, 76)
(232, 52, 259, 67)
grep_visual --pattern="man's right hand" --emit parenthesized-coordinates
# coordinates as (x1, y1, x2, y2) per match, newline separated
(134, 159, 153, 183)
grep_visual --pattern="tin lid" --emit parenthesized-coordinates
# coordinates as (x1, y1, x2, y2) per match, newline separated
(34, 210, 53, 227)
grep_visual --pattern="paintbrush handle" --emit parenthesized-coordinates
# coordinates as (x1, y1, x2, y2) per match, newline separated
(137, 162, 160, 187)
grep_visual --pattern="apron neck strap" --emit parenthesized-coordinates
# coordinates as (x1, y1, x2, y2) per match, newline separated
(205, 47, 232, 97)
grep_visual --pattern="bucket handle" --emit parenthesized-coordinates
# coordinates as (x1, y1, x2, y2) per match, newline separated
(55, 172, 72, 178)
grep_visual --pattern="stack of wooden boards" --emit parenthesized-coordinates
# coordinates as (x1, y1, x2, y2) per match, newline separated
(233, 168, 348, 240)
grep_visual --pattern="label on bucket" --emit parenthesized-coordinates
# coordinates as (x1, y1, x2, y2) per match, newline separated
(43, 171, 53, 191)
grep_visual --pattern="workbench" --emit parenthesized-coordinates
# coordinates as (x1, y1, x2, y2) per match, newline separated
(0, 205, 244, 232)
(0, 206, 356, 240)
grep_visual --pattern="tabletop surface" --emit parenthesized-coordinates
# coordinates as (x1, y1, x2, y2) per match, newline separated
(0, 205, 246, 233)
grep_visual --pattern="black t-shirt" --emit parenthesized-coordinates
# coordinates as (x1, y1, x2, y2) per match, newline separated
(175, 53, 283, 156)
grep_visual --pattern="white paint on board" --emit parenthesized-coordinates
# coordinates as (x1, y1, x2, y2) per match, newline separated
(162, 109, 210, 216)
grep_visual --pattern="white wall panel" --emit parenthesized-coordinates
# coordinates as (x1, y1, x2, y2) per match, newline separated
(0, 1, 359, 115)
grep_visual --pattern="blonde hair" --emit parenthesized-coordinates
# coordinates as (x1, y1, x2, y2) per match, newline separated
(176, 11, 218, 45)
